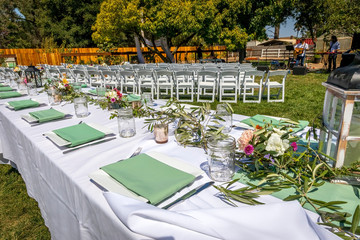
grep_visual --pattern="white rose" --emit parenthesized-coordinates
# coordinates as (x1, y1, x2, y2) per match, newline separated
(265, 133, 290, 156)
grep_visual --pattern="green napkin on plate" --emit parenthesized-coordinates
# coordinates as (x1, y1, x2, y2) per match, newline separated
(29, 109, 65, 122)
(8, 100, 40, 110)
(101, 153, 196, 205)
(0, 86, 14, 92)
(0, 91, 22, 99)
(125, 94, 141, 102)
(240, 114, 308, 133)
(53, 123, 106, 147)
(81, 84, 88, 88)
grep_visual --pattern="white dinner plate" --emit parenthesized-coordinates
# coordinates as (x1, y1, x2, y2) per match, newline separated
(21, 107, 72, 124)
(89, 151, 203, 203)
(44, 122, 114, 147)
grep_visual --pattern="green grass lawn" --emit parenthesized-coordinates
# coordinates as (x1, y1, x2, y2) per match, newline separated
(0, 72, 329, 239)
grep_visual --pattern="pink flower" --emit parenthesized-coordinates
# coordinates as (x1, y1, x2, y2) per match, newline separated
(244, 145, 254, 155)
(237, 130, 254, 151)
(291, 142, 298, 151)
(24, 78, 28, 84)
(110, 97, 116, 103)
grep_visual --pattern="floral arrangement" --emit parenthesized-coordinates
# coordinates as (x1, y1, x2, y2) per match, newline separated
(66, 64, 73, 69)
(95, 88, 129, 110)
(13, 66, 21, 72)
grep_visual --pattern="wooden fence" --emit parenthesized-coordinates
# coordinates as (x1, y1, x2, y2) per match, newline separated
(0, 46, 229, 66)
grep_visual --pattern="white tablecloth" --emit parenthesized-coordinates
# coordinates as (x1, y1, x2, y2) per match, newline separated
(0, 91, 340, 240)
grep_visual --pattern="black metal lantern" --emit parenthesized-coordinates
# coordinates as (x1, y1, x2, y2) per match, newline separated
(24, 65, 42, 87)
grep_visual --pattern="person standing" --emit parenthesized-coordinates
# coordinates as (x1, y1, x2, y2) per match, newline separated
(328, 35, 340, 72)
(294, 38, 309, 66)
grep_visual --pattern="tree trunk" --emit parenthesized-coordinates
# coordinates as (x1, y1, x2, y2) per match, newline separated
(274, 24, 280, 39)
(160, 37, 175, 63)
(134, 36, 145, 63)
(238, 47, 246, 63)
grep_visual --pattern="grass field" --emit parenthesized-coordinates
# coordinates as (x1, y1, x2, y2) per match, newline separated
(0, 72, 329, 239)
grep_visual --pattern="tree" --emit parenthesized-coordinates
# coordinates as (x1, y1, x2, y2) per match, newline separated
(36, 0, 103, 47)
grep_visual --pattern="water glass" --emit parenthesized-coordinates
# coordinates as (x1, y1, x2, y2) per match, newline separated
(141, 93, 154, 106)
(47, 88, 62, 105)
(74, 97, 88, 118)
(26, 82, 38, 96)
(17, 79, 27, 94)
(96, 87, 107, 97)
(72, 82, 82, 93)
(216, 104, 232, 133)
(207, 136, 236, 182)
(117, 108, 136, 138)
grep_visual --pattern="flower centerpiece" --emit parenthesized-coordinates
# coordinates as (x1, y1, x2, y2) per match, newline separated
(99, 88, 128, 110)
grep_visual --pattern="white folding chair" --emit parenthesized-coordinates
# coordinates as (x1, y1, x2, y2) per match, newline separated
(174, 70, 195, 102)
(219, 70, 239, 103)
(197, 71, 218, 103)
(242, 70, 266, 103)
(137, 69, 155, 98)
(262, 70, 288, 102)
(120, 70, 137, 94)
(101, 70, 119, 88)
(155, 70, 174, 100)
(87, 70, 103, 87)
(72, 69, 88, 84)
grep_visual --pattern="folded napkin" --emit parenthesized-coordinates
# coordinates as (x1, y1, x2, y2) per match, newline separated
(0, 86, 14, 92)
(29, 109, 65, 123)
(53, 123, 105, 147)
(101, 154, 196, 205)
(0, 83, 4, 87)
(81, 84, 88, 88)
(241, 114, 309, 133)
(89, 89, 107, 96)
(72, 84, 88, 89)
(0, 91, 22, 99)
(7, 99, 40, 110)
(125, 94, 141, 102)
(104, 192, 340, 240)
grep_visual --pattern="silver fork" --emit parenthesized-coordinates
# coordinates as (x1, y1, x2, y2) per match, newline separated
(117, 147, 142, 162)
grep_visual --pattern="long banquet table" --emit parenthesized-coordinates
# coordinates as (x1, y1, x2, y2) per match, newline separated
(0, 90, 340, 240)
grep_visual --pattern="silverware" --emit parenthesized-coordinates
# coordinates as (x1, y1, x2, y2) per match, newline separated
(117, 147, 142, 162)
(63, 136, 117, 154)
(162, 181, 215, 210)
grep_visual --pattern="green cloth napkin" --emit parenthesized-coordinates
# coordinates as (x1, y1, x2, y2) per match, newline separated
(241, 114, 309, 133)
(8, 100, 40, 110)
(101, 154, 196, 205)
(125, 94, 141, 102)
(81, 84, 88, 88)
(0, 86, 14, 92)
(53, 123, 106, 147)
(89, 89, 107, 96)
(0, 91, 22, 99)
(0, 84, 4, 87)
(29, 109, 65, 123)
(234, 171, 360, 226)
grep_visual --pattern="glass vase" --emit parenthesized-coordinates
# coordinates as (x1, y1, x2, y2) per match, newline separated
(154, 123, 168, 144)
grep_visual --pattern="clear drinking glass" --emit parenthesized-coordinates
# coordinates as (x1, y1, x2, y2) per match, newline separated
(216, 104, 232, 133)
(96, 87, 107, 97)
(17, 79, 27, 94)
(47, 88, 62, 105)
(117, 108, 136, 138)
(207, 136, 236, 182)
(26, 82, 38, 96)
(74, 97, 88, 118)
(141, 93, 154, 106)
(72, 82, 82, 93)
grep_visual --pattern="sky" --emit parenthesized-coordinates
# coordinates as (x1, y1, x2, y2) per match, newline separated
(266, 17, 299, 38)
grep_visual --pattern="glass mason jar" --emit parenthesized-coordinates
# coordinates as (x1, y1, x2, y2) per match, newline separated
(154, 123, 168, 144)
(72, 82, 82, 93)
(47, 88, 62, 105)
(26, 82, 38, 96)
(216, 104, 232, 133)
(141, 93, 154, 106)
(207, 136, 236, 182)
(74, 97, 89, 118)
(117, 108, 136, 138)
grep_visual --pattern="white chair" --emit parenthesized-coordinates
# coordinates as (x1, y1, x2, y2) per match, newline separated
(87, 70, 103, 87)
(262, 70, 288, 102)
(155, 70, 174, 100)
(120, 70, 137, 94)
(101, 70, 119, 88)
(137, 69, 156, 98)
(242, 70, 266, 103)
(174, 70, 195, 102)
(218, 70, 239, 103)
(72, 69, 88, 84)
(197, 71, 218, 103)
(47, 68, 61, 81)
(58, 69, 75, 83)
